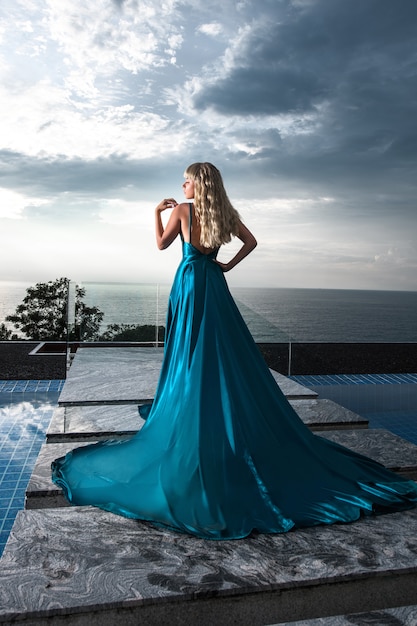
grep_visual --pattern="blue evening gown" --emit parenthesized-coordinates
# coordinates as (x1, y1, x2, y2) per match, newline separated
(52, 206, 417, 539)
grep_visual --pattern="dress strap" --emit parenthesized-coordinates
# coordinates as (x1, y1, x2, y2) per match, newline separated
(188, 203, 192, 242)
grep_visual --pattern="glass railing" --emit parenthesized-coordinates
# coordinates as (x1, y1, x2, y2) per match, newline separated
(2, 279, 416, 378)
(66, 283, 293, 339)
(64, 281, 294, 372)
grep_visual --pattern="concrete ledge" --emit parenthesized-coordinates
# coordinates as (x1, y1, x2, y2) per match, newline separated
(1, 507, 417, 624)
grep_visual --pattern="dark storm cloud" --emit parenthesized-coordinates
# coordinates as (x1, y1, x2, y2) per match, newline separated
(190, 0, 417, 213)
(0, 150, 179, 199)
(195, 0, 417, 118)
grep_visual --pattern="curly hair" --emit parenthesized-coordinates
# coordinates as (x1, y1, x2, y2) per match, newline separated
(184, 162, 241, 248)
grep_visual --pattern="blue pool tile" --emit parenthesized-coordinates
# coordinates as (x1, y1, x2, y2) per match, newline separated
(1, 518, 15, 532)
(0, 386, 59, 556)
(6, 507, 20, 518)
(1, 481, 18, 490)
(0, 489, 15, 499)
(291, 373, 417, 386)
(3, 471, 21, 481)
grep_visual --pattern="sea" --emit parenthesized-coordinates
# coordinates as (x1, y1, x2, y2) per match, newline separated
(1, 281, 417, 343)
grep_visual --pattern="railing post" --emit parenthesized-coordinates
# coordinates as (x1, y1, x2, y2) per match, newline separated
(66, 280, 76, 372)
(156, 284, 160, 347)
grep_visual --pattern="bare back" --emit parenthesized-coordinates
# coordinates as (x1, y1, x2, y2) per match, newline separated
(181, 203, 219, 255)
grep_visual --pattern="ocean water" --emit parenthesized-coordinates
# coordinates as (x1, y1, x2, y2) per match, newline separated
(1, 281, 417, 343)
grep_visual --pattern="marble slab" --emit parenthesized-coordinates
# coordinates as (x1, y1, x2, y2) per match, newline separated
(58, 347, 164, 405)
(272, 605, 417, 626)
(26, 442, 98, 509)
(47, 404, 146, 442)
(27, 429, 417, 510)
(290, 398, 368, 431)
(46, 398, 359, 444)
(270, 370, 317, 399)
(1, 506, 417, 624)
(319, 429, 417, 480)
(58, 347, 317, 406)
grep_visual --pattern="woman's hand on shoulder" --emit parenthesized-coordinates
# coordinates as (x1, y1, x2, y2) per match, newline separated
(155, 198, 178, 213)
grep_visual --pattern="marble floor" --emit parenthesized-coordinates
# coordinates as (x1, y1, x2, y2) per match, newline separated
(1, 506, 417, 625)
(58, 347, 318, 405)
(45, 398, 367, 443)
(1, 347, 417, 625)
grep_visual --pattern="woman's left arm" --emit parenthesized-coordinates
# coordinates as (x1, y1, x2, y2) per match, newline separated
(215, 221, 257, 272)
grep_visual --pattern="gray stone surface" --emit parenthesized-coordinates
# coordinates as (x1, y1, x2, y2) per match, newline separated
(47, 404, 145, 442)
(269, 370, 317, 399)
(1, 507, 417, 624)
(320, 429, 417, 480)
(26, 442, 96, 508)
(58, 347, 164, 405)
(290, 398, 368, 430)
(46, 398, 359, 443)
(27, 429, 417, 509)
(272, 605, 417, 625)
(58, 347, 317, 406)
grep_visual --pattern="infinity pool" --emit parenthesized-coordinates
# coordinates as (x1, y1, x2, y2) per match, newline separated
(0, 381, 64, 556)
(291, 373, 417, 445)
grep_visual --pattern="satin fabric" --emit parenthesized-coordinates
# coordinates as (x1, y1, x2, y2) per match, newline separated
(52, 233, 417, 539)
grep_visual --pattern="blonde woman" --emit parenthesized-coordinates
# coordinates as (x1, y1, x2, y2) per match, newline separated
(154, 161, 257, 271)
(53, 163, 417, 539)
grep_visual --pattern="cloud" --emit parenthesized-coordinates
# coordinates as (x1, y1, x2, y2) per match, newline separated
(0, 75, 189, 160)
(0, 187, 49, 219)
(43, 0, 184, 76)
(186, 0, 417, 189)
(0, 0, 416, 291)
(197, 22, 223, 37)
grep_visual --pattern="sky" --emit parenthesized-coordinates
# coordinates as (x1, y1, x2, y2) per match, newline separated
(0, 0, 416, 291)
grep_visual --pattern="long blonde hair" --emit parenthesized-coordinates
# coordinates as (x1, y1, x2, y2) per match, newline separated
(184, 162, 241, 248)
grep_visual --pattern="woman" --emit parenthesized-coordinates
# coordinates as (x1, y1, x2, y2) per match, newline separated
(52, 162, 417, 540)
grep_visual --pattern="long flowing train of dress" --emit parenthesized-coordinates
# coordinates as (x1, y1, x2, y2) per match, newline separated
(52, 220, 417, 539)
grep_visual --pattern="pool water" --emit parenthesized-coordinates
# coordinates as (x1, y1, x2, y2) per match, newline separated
(0, 382, 64, 556)
(291, 373, 417, 445)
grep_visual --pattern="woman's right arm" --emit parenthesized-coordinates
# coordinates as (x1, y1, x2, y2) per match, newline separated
(154, 198, 180, 250)
(215, 221, 257, 272)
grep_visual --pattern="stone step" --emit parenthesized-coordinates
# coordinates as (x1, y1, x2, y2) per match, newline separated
(270, 605, 417, 625)
(1, 506, 417, 625)
(319, 429, 417, 480)
(58, 347, 317, 406)
(46, 403, 146, 442)
(27, 429, 417, 510)
(290, 398, 368, 431)
(46, 398, 365, 443)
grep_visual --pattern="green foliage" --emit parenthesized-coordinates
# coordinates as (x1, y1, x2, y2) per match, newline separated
(6, 277, 104, 341)
(99, 323, 165, 342)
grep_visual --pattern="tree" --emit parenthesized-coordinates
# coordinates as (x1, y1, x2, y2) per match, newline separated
(99, 323, 165, 342)
(0, 323, 18, 340)
(6, 277, 104, 341)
